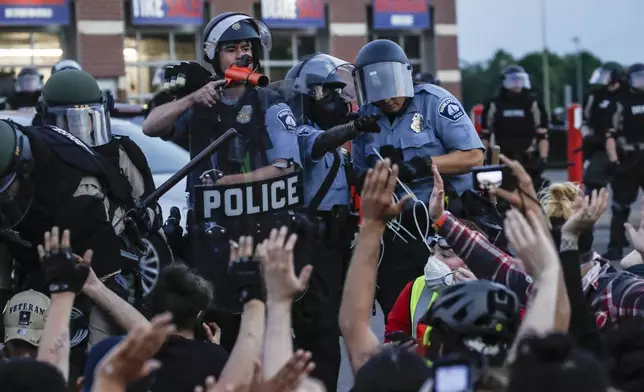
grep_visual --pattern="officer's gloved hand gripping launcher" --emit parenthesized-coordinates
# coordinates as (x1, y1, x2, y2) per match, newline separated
(161, 54, 268, 99)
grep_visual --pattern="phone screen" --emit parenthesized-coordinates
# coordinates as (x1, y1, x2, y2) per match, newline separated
(434, 364, 470, 392)
(475, 170, 503, 190)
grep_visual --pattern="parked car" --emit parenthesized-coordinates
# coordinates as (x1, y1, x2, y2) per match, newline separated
(0, 110, 190, 295)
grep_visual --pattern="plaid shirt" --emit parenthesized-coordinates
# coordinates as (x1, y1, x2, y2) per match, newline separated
(438, 212, 644, 329)
(437, 213, 534, 305)
(585, 261, 644, 329)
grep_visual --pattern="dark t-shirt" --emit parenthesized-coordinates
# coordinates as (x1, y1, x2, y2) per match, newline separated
(150, 335, 229, 392)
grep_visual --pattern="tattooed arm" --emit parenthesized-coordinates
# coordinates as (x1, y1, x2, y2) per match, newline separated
(37, 292, 75, 381)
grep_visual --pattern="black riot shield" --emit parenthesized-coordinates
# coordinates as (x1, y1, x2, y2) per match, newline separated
(191, 170, 309, 313)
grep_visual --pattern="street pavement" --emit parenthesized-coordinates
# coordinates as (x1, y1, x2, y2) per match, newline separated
(336, 169, 642, 392)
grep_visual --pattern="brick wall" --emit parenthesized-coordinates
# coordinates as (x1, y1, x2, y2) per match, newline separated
(327, 0, 368, 63)
(431, 0, 461, 98)
(75, 0, 125, 79)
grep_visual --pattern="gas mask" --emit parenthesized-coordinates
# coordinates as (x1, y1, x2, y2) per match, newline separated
(310, 93, 351, 130)
(424, 255, 453, 292)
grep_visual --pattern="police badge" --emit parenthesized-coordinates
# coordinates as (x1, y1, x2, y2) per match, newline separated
(411, 113, 423, 133)
(236, 105, 252, 124)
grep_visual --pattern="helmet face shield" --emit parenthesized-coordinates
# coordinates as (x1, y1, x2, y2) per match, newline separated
(502, 72, 530, 90)
(0, 173, 34, 230)
(589, 68, 613, 85)
(16, 73, 42, 93)
(293, 54, 356, 101)
(353, 61, 414, 106)
(45, 103, 112, 147)
(629, 70, 644, 89)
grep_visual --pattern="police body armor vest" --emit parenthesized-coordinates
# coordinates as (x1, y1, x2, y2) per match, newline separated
(493, 92, 536, 153)
(620, 90, 644, 144)
(7, 125, 118, 269)
(188, 86, 279, 190)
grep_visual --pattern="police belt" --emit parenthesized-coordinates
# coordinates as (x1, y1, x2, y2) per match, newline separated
(304, 205, 358, 247)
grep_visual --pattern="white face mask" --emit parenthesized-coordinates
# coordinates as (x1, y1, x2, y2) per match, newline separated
(424, 255, 453, 292)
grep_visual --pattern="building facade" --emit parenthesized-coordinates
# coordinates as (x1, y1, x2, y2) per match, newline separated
(0, 0, 460, 102)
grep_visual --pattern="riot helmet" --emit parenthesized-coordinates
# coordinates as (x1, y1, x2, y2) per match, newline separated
(353, 39, 414, 109)
(0, 119, 34, 230)
(413, 72, 440, 86)
(627, 63, 644, 91)
(202, 12, 272, 76)
(501, 65, 531, 92)
(588, 62, 625, 87)
(279, 53, 355, 129)
(39, 69, 112, 147)
(15, 67, 43, 94)
(421, 280, 520, 365)
(51, 59, 82, 75)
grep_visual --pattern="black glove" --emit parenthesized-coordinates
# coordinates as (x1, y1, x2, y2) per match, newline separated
(42, 247, 89, 295)
(353, 115, 381, 133)
(409, 156, 434, 178)
(130, 198, 156, 235)
(379, 145, 404, 164)
(397, 162, 417, 182)
(228, 256, 265, 305)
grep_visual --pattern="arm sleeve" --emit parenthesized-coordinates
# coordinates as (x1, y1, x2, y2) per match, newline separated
(297, 126, 325, 163)
(162, 108, 191, 151)
(438, 213, 534, 305)
(431, 95, 484, 152)
(385, 282, 414, 341)
(264, 103, 303, 168)
(559, 249, 604, 358)
(611, 102, 623, 133)
(485, 101, 497, 134)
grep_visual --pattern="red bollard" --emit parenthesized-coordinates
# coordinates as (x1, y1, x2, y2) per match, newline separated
(470, 104, 484, 134)
(567, 103, 583, 183)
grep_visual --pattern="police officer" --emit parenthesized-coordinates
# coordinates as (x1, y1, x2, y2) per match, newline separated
(604, 63, 644, 260)
(481, 65, 550, 191)
(277, 53, 380, 391)
(351, 39, 484, 316)
(36, 69, 161, 301)
(4, 68, 43, 110)
(37, 69, 158, 231)
(413, 72, 440, 86)
(142, 12, 302, 346)
(0, 116, 126, 345)
(582, 62, 625, 195)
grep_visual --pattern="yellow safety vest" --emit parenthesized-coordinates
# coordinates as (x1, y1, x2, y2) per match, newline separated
(409, 276, 439, 347)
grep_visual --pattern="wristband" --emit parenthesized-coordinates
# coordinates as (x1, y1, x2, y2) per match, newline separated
(432, 212, 449, 231)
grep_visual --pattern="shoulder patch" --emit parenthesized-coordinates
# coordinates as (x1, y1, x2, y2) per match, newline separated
(296, 126, 315, 136)
(438, 97, 465, 122)
(277, 109, 297, 133)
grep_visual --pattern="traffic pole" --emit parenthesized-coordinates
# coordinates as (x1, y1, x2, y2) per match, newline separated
(567, 103, 583, 183)
(470, 103, 484, 134)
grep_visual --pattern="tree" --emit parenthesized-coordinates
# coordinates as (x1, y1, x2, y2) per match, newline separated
(460, 49, 604, 112)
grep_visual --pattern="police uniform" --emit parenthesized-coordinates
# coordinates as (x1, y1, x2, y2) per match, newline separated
(481, 66, 549, 191)
(278, 53, 373, 391)
(351, 40, 482, 316)
(582, 64, 626, 195)
(581, 89, 620, 193)
(606, 67, 644, 257)
(0, 120, 128, 345)
(160, 14, 309, 352)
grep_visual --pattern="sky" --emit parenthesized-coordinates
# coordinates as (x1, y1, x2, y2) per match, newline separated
(456, 0, 644, 65)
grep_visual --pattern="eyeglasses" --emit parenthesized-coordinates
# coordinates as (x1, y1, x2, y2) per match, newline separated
(428, 235, 451, 250)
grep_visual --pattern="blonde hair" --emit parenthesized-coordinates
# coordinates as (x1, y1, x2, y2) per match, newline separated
(538, 182, 582, 219)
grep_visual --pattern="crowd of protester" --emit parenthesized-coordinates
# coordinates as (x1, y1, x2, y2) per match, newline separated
(3, 155, 644, 392)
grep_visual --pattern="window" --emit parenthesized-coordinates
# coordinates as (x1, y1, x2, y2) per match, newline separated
(371, 33, 423, 72)
(0, 32, 62, 69)
(124, 31, 198, 103)
(263, 33, 319, 83)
